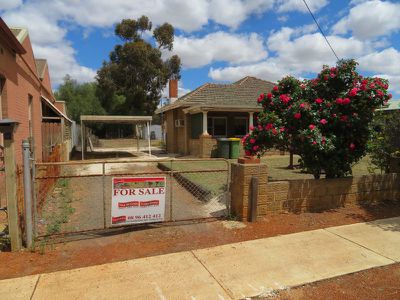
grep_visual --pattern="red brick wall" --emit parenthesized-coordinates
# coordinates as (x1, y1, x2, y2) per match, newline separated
(0, 34, 56, 165)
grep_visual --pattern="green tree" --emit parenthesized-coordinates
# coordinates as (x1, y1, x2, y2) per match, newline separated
(55, 75, 105, 121)
(96, 16, 181, 116)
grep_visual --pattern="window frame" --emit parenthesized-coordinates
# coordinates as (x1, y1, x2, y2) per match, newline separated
(207, 116, 228, 137)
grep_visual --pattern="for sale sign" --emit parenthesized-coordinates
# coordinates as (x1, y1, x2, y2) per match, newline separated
(111, 177, 166, 225)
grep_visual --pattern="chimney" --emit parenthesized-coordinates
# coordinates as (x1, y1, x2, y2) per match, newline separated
(169, 79, 178, 103)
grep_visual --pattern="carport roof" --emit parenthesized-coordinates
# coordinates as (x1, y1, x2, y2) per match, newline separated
(80, 115, 152, 124)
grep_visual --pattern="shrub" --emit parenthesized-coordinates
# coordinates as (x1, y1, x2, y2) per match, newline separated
(243, 59, 392, 178)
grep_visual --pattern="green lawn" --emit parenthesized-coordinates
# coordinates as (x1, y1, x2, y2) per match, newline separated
(159, 155, 377, 196)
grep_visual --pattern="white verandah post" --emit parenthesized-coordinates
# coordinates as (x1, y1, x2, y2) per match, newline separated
(202, 111, 209, 135)
(249, 112, 254, 133)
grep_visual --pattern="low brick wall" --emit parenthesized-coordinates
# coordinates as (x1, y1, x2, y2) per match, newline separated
(230, 162, 400, 221)
(261, 174, 400, 215)
(189, 139, 200, 157)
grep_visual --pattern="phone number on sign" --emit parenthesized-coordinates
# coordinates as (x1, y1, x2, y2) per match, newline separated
(127, 214, 162, 220)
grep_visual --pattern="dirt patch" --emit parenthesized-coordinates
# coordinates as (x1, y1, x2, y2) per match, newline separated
(260, 263, 400, 300)
(0, 201, 399, 281)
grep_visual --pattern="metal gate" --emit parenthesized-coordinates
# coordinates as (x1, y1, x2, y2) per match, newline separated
(33, 158, 230, 239)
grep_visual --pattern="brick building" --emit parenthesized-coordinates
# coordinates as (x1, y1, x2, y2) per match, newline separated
(0, 17, 72, 166)
(156, 77, 275, 157)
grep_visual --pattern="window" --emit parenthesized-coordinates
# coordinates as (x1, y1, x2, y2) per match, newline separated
(207, 117, 227, 137)
(234, 117, 248, 136)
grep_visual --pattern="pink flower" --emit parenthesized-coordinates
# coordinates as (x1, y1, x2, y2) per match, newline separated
(332, 114, 337, 118)
(349, 143, 356, 150)
(388, 93, 392, 99)
(330, 67, 337, 73)
(319, 119, 327, 125)
(249, 125, 254, 131)
(272, 128, 278, 136)
(280, 127, 285, 132)
(273, 86, 279, 91)
(250, 138, 256, 144)
(321, 137, 326, 145)
(252, 145, 259, 151)
(312, 140, 317, 145)
(258, 125, 263, 130)
(309, 124, 315, 130)
(245, 150, 251, 156)
(349, 88, 358, 97)
(299, 103, 305, 108)
(315, 98, 323, 104)
(340, 115, 348, 122)
(336, 98, 343, 104)
(300, 84, 306, 89)
(324, 75, 329, 81)
(377, 90, 384, 98)
(267, 93, 273, 99)
(343, 98, 351, 105)
(294, 113, 301, 119)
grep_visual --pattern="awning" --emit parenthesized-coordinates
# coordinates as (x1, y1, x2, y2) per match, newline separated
(182, 105, 262, 114)
(41, 95, 73, 123)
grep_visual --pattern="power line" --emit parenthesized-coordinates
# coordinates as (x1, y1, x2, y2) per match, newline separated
(302, 0, 340, 61)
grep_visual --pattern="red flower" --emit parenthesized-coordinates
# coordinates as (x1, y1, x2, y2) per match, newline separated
(250, 138, 256, 144)
(312, 140, 317, 145)
(257, 93, 265, 103)
(320, 119, 327, 125)
(249, 125, 254, 131)
(265, 123, 273, 130)
(253, 145, 259, 151)
(294, 113, 301, 119)
(336, 98, 343, 104)
(309, 124, 315, 130)
(349, 88, 358, 97)
(340, 115, 348, 122)
(388, 93, 392, 99)
(279, 94, 291, 104)
(343, 97, 351, 105)
(245, 150, 251, 156)
(377, 90, 384, 98)
(300, 103, 305, 108)
(280, 127, 285, 132)
(315, 98, 323, 104)
(273, 86, 279, 91)
(349, 143, 356, 150)
(266, 93, 273, 99)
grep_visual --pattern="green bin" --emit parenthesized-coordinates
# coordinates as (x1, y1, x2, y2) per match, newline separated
(217, 138, 230, 158)
(229, 138, 241, 159)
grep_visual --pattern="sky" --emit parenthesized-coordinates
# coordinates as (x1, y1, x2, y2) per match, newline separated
(1, 0, 400, 98)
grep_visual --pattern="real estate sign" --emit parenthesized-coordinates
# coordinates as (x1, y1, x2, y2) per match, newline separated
(111, 177, 166, 225)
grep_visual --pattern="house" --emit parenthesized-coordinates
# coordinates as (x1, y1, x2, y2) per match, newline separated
(0, 17, 73, 165)
(156, 76, 275, 157)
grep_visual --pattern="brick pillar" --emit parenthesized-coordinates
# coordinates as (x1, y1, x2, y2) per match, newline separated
(199, 134, 215, 158)
(230, 161, 268, 221)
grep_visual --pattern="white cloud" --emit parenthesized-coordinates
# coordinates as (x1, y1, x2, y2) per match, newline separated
(209, 0, 274, 29)
(0, 0, 22, 10)
(171, 31, 268, 68)
(333, 0, 400, 39)
(209, 27, 368, 83)
(358, 48, 400, 76)
(276, 0, 329, 13)
(209, 59, 287, 82)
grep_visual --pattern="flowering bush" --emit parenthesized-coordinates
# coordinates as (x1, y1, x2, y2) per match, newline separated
(243, 60, 392, 178)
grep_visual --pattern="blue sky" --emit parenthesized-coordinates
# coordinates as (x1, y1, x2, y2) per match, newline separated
(1, 0, 400, 98)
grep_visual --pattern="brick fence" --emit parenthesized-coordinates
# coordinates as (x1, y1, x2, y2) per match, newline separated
(230, 162, 400, 221)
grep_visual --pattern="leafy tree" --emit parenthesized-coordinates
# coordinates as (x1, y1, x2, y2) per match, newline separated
(96, 16, 181, 116)
(368, 110, 400, 173)
(55, 75, 105, 121)
(243, 60, 392, 178)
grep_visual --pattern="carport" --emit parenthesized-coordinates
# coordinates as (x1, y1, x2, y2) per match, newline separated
(80, 115, 153, 160)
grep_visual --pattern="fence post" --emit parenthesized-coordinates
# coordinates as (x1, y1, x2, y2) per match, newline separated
(22, 139, 33, 248)
(4, 138, 22, 250)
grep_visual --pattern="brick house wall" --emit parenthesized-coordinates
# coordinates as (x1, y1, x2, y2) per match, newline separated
(0, 26, 57, 166)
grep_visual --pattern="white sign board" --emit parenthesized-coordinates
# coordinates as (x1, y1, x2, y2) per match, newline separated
(111, 177, 166, 225)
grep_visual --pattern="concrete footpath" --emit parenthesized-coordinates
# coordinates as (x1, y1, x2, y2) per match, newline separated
(2, 217, 400, 300)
